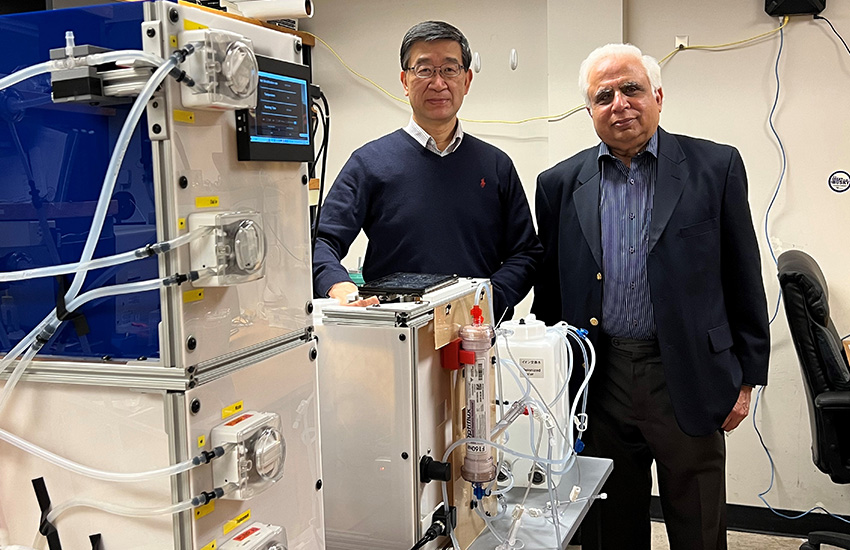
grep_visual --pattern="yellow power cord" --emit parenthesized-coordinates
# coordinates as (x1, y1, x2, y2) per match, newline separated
(304, 15, 790, 125)
(659, 16, 789, 64)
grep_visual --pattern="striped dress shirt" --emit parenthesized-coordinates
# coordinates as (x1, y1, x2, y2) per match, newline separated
(403, 116, 464, 156)
(598, 131, 658, 340)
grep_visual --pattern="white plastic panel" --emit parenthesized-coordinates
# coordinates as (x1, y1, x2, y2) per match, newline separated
(316, 323, 418, 550)
(153, 3, 313, 368)
(186, 339, 323, 550)
(0, 382, 174, 549)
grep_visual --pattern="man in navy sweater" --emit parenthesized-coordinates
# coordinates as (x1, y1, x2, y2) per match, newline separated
(312, 21, 542, 319)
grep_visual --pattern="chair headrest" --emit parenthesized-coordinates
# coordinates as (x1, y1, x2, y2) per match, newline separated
(777, 250, 829, 325)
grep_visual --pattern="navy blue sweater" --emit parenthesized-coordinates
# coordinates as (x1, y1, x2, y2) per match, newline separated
(313, 129, 542, 317)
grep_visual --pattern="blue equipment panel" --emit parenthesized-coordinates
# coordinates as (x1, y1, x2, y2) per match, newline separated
(0, 2, 161, 360)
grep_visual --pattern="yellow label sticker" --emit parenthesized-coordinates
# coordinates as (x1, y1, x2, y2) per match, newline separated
(183, 289, 204, 304)
(169, 35, 178, 48)
(184, 19, 208, 31)
(195, 196, 220, 208)
(197, 435, 206, 448)
(200, 541, 216, 550)
(194, 500, 215, 520)
(223, 509, 251, 535)
(178, 218, 186, 229)
(174, 110, 195, 124)
(221, 401, 244, 419)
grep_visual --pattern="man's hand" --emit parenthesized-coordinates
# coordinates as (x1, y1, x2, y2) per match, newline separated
(328, 281, 380, 307)
(721, 385, 753, 433)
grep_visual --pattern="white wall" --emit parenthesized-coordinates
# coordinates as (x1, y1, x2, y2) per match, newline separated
(303, 0, 850, 518)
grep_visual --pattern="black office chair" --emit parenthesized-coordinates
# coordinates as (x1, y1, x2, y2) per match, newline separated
(777, 250, 850, 550)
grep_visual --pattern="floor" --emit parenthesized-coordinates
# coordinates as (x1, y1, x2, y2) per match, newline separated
(564, 521, 809, 549)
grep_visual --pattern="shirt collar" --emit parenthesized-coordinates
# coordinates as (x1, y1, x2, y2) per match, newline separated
(597, 130, 659, 162)
(403, 116, 464, 156)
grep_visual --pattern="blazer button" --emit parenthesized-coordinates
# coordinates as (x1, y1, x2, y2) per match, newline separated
(590, 317, 599, 326)
(596, 272, 602, 281)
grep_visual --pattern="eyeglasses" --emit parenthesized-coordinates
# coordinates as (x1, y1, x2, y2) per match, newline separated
(406, 62, 466, 79)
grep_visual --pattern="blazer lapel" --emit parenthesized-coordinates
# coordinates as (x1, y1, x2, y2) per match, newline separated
(572, 153, 603, 269)
(649, 128, 687, 252)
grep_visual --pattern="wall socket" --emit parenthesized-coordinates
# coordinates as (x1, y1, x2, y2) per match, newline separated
(675, 35, 689, 49)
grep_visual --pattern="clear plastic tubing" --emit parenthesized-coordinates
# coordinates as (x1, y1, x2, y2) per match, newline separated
(0, 426, 197, 482)
(46, 483, 237, 524)
(85, 50, 164, 68)
(0, 56, 176, 391)
(459, 306, 497, 484)
(65, 54, 177, 302)
(0, 54, 175, 361)
(0, 227, 207, 282)
(0, 61, 54, 92)
(0, 278, 165, 412)
(46, 497, 194, 524)
(0, 51, 162, 94)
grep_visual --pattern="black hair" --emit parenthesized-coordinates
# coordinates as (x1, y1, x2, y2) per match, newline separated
(399, 21, 472, 70)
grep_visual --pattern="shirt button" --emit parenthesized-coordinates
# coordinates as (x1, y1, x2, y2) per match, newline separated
(629, 246, 635, 253)
(629, 213, 635, 220)
(630, 282, 636, 289)
(590, 317, 599, 326)
(629, 179, 635, 185)
(633, 320, 639, 326)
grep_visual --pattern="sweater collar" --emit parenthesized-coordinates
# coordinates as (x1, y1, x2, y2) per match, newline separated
(403, 117, 464, 157)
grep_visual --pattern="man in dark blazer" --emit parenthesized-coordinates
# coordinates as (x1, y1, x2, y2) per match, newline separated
(532, 44, 769, 550)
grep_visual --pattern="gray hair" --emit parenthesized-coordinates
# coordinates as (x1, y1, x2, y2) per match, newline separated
(400, 21, 472, 71)
(578, 43, 662, 108)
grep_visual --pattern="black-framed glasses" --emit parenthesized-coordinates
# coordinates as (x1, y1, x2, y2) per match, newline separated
(406, 62, 466, 79)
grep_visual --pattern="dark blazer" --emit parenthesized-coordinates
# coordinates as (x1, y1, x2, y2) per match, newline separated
(532, 127, 770, 437)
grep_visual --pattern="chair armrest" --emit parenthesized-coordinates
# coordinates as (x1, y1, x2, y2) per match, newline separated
(814, 391, 850, 410)
(808, 531, 850, 548)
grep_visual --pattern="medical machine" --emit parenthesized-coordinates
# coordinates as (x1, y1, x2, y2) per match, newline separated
(0, 3, 322, 548)
(315, 277, 494, 550)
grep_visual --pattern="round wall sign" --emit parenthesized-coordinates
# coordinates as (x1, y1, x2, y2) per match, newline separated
(828, 170, 850, 193)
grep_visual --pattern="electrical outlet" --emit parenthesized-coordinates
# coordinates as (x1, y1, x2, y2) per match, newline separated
(675, 35, 689, 49)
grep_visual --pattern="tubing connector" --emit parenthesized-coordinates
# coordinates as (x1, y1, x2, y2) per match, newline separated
(163, 273, 189, 286)
(470, 304, 484, 326)
(190, 482, 236, 507)
(168, 43, 197, 87)
(163, 271, 202, 287)
(34, 323, 58, 347)
(491, 400, 527, 439)
(64, 31, 76, 58)
(192, 444, 229, 465)
(136, 244, 157, 258)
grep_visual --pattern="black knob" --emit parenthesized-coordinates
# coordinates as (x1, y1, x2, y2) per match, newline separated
(420, 455, 451, 484)
(529, 467, 545, 485)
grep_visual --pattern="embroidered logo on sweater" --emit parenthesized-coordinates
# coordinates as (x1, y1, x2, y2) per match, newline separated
(480, 178, 486, 188)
